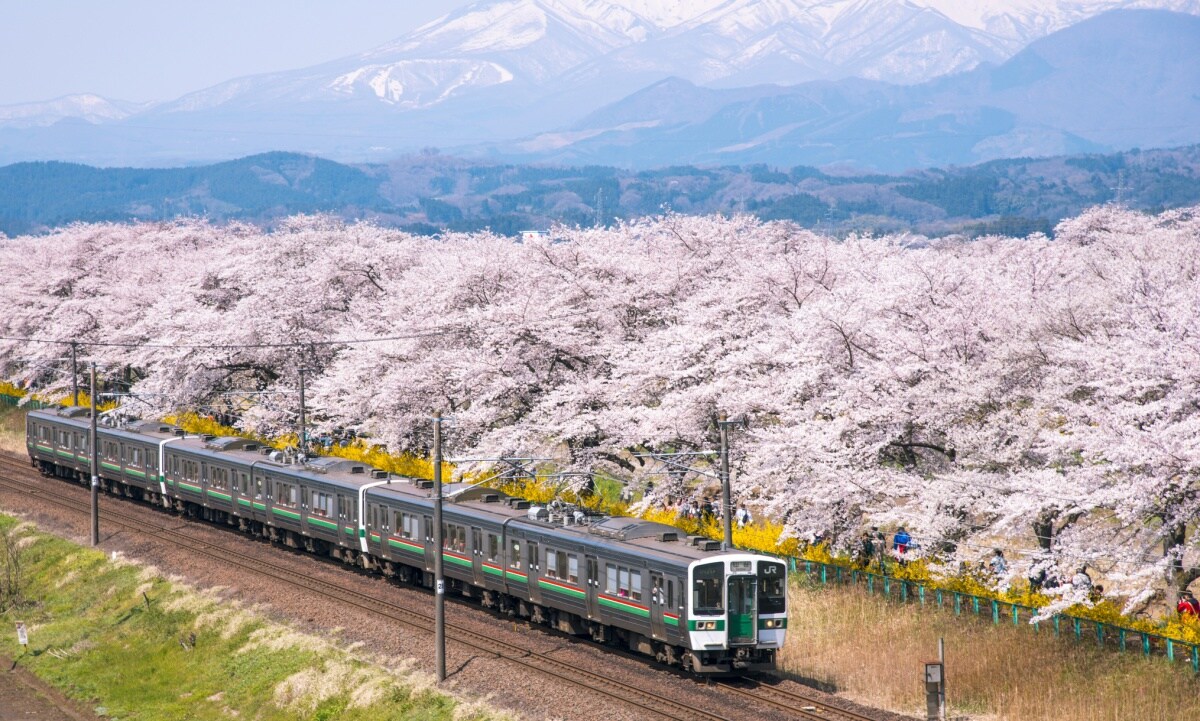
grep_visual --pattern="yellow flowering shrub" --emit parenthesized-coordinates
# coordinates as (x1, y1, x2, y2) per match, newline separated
(0, 382, 117, 411)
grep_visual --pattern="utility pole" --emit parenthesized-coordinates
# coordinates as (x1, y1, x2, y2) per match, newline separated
(89, 363, 99, 547)
(433, 411, 446, 683)
(715, 414, 748, 551)
(297, 367, 307, 458)
(719, 413, 732, 550)
(70, 343, 79, 406)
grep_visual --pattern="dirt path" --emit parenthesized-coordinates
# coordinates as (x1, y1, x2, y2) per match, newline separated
(0, 655, 95, 721)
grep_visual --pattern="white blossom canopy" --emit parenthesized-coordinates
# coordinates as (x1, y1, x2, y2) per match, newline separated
(2, 205, 1198, 609)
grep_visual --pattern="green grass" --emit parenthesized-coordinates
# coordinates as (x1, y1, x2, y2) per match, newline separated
(0, 514, 509, 721)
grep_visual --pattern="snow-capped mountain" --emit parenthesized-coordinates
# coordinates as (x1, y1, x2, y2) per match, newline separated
(156, 0, 1200, 115)
(0, 94, 150, 129)
(4, 0, 1200, 166)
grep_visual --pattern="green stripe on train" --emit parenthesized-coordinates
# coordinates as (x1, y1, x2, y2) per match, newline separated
(687, 619, 726, 631)
(538, 579, 586, 599)
(308, 517, 338, 531)
(271, 507, 301, 521)
(598, 596, 650, 618)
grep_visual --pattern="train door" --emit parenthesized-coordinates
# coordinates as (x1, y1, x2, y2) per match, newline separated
(471, 526, 484, 585)
(423, 514, 434, 572)
(727, 575, 758, 646)
(526, 541, 541, 604)
(585, 555, 600, 619)
(649, 571, 667, 640)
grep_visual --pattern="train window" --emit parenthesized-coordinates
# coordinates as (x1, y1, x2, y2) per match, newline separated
(486, 534, 499, 563)
(442, 523, 466, 552)
(692, 562, 724, 616)
(546, 549, 557, 578)
(758, 561, 787, 615)
(629, 570, 642, 601)
(78, 434, 88, 453)
(472, 528, 482, 556)
(313, 492, 333, 517)
(554, 551, 569, 581)
(568, 555, 579, 584)
(527, 542, 539, 572)
(509, 540, 521, 569)
(667, 579, 675, 608)
(337, 495, 349, 519)
(605, 564, 617, 595)
(210, 467, 227, 489)
(128, 447, 144, 467)
(238, 472, 249, 494)
(104, 442, 119, 461)
(39, 426, 50, 441)
(274, 482, 297, 507)
(57, 430, 70, 446)
(398, 513, 419, 539)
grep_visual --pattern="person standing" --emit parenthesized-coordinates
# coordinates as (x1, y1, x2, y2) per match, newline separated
(1178, 591, 1200, 617)
(856, 531, 875, 569)
(988, 549, 1007, 579)
(892, 526, 911, 556)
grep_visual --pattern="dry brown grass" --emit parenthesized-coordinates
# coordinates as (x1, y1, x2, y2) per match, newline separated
(0, 405, 27, 455)
(780, 579, 1200, 720)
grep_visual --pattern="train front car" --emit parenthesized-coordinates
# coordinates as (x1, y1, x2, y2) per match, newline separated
(687, 553, 787, 674)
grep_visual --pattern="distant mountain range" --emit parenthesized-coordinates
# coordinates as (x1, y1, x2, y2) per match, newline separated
(3, 143, 1198, 238)
(1, 2, 1198, 170)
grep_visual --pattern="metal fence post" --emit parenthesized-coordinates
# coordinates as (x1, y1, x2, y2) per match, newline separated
(1012, 605, 1020, 627)
(1143, 633, 1151, 658)
(937, 589, 944, 608)
(1192, 645, 1198, 673)
(991, 600, 999, 625)
(884, 577, 891, 595)
(1096, 623, 1104, 646)
(1167, 639, 1175, 663)
(1073, 618, 1081, 640)
(867, 574, 874, 594)
(1119, 628, 1126, 652)
(919, 585, 926, 606)
(1054, 616, 1060, 636)
(821, 564, 827, 585)
(902, 582, 908, 603)
(954, 593, 961, 616)
(972, 596, 980, 615)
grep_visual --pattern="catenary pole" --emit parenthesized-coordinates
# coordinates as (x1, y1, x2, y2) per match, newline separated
(70, 343, 79, 406)
(89, 363, 99, 546)
(433, 411, 446, 683)
(298, 367, 306, 457)
(719, 414, 733, 550)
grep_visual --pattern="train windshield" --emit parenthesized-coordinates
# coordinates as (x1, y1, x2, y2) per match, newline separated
(758, 561, 786, 615)
(692, 562, 724, 616)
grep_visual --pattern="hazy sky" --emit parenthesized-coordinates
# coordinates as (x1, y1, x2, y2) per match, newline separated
(0, 1, 476, 106)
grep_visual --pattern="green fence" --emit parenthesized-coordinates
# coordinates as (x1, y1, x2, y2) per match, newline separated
(0, 393, 51, 410)
(789, 557, 1200, 673)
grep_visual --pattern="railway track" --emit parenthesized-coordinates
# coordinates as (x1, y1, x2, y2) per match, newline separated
(0, 451, 887, 721)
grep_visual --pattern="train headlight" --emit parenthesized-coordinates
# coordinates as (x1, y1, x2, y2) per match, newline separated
(762, 618, 784, 629)
(696, 621, 718, 631)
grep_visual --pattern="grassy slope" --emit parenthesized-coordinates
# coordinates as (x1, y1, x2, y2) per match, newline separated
(0, 514, 508, 721)
(780, 578, 1200, 721)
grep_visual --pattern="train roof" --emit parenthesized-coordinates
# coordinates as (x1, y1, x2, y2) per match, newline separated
(370, 480, 735, 567)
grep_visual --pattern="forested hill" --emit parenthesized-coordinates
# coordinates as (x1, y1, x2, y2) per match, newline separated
(2, 145, 1199, 237)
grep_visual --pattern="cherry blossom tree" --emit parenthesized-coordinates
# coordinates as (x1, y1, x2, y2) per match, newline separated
(2, 204, 1198, 609)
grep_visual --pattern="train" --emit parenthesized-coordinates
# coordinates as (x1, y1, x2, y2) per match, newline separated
(25, 405, 787, 674)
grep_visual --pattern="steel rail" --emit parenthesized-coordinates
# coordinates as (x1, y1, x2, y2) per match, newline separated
(0, 455, 729, 721)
